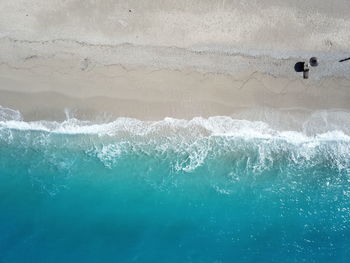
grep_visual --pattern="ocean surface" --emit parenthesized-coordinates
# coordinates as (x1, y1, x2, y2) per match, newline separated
(0, 106, 350, 262)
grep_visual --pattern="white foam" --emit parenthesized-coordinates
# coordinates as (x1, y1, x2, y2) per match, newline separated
(1, 106, 350, 145)
(96, 144, 123, 168)
(0, 106, 22, 122)
(1, 116, 350, 144)
(2, 106, 350, 174)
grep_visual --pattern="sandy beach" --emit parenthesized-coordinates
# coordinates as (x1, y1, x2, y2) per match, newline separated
(0, 0, 350, 121)
(2, 2, 350, 261)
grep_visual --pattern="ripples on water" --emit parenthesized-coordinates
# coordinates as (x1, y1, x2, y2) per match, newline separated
(0, 106, 349, 262)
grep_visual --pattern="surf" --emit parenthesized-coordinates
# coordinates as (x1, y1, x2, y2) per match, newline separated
(1, 106, 350, 262)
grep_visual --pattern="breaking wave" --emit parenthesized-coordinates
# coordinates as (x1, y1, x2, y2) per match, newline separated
(1, 106, 350, 261)
(1, 106, 350, 140)
(1, 105, 350, 176)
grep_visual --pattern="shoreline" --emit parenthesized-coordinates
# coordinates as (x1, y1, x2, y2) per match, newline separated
(2, 103, 350, 138)
(1, 49, 350, 122)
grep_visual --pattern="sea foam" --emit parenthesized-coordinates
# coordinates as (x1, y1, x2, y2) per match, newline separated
(1, 106, 350, 176)
(1, 106, 350, 263)
(1, 105, 350, 144)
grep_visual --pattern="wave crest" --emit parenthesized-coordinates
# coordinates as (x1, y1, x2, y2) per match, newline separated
(1, 106, 350, 174)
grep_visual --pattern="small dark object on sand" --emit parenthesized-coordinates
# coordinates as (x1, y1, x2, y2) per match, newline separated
(295, 57, 318, 79)
(303, 63, 309, 79)
(310, 57, 318, 67)
(294, 62, 305, 72)
(339, 57, 350, 62)
(294, 61, 309, 79)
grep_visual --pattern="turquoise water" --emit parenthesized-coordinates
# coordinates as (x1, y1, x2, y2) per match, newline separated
(0, 113, 350, 262)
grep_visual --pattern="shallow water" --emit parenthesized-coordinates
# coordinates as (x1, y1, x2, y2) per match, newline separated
(0, 108, 350, 262)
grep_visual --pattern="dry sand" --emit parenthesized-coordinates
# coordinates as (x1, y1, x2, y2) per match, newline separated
(0, 0, 350, 121)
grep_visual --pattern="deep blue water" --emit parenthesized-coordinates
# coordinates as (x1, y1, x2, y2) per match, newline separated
(0, 117, 350, 262)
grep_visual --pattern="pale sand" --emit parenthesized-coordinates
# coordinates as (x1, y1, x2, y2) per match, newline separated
(0, 1, 350, 121)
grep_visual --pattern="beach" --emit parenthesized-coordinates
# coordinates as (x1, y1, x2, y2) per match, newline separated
(1, 0, 350, 122)
(1, 1, 350, 262)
